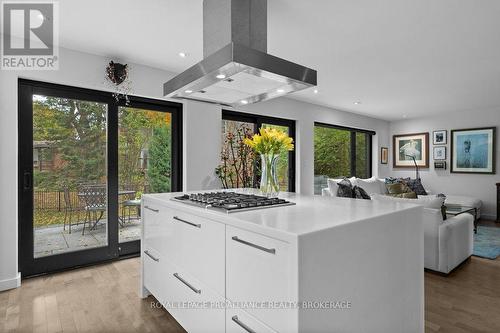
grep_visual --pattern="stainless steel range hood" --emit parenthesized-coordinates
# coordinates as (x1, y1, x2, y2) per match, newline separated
(163, 0, 317, 107)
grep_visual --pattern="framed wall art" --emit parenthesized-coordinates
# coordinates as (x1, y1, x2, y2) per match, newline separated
(451, 127, 496, 174)
(381, 147, 388, 164)
(393, 132, 429, 168)
(433, 130, 447, 145)
(433, 146, 446, 160)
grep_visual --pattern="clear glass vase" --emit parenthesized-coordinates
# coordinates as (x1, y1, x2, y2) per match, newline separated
(260, 153, 280, 197)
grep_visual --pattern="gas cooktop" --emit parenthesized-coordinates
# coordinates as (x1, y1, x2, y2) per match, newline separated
(171, 191, 295, 213)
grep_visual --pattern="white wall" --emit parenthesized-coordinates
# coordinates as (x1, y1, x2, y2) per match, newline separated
(0, 46, 390, 290)
(383, 108, 500, 219)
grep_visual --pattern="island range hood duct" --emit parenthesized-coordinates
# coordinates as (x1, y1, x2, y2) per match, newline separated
(163, 0, 317, 107)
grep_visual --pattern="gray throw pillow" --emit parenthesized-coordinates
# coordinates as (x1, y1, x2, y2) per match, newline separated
(353, 186, 371, 200)
(336, 178, 353, 198)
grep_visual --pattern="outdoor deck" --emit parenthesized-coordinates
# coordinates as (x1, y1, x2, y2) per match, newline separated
(34, 219, 141, 258)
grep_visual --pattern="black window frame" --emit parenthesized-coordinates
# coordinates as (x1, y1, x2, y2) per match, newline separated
(222, 110, 296, 192)
(314, 122, 374, 179)
(18, 79, 183, 277)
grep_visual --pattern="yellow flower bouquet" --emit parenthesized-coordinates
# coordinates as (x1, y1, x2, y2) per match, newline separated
(244, 127, 294, 196)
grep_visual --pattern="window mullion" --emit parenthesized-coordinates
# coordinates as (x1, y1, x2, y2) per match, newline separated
(350, 131, 356, 177)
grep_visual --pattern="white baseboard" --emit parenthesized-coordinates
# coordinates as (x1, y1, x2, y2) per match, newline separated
(0, 272, 21, 292)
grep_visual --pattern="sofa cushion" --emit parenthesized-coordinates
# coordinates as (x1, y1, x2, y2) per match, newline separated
(445, 195, 482, 219)
(349, 176, 358, 187)
(357, 177, 384, 195)
(445, 195, 482, 209)
(372, 193, 445, 209)
(327, 178, 341, 196)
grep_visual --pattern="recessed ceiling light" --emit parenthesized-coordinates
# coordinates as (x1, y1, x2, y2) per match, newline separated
(313, 89, 318, 94)
(241, 100, 248, 105)
(178, 52, 187, 58)
(353, 101, 362, 105)
(184, 90, 193, 94)
(277, 89, 285, 93)
(402, 114, 408, 118)
(216, 74, 226, 79)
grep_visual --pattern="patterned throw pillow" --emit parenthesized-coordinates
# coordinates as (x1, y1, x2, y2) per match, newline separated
(353, 186, 371, 200)
(385, 177, 411, 184)
(336, 178, 353, 198)
(386, 183, 410, 195)
(405, 178, 427, 196)
(385, 177, 418, 195)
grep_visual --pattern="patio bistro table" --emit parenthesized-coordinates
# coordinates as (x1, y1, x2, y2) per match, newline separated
(77, 190, 138, 228)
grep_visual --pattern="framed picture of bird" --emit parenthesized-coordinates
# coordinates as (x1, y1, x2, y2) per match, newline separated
(393, 132, 429, 168)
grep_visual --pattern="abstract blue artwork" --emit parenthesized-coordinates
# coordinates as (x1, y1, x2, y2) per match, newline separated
(451, 128, 495, 174)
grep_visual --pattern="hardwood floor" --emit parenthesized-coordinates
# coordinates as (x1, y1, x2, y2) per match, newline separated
(425, 256, 500, 332)
(0, 258, 185, 333)
(1, 255, 500, 332)
(425, 220, 500, 332)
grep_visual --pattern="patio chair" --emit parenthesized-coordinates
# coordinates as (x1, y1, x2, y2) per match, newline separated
(120, 187, 140, 226)
(80, 185, 107, 235)
(63, 186, 83, 234)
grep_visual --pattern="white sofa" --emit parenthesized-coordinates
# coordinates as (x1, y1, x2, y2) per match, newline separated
(321, 177, 482, 218)
(370, 194, 474, 274)
(322, 177, 475, 274)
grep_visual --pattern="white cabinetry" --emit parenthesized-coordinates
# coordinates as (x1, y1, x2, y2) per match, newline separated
(141, 193, 424, 333)
(226, 226, 292, 333)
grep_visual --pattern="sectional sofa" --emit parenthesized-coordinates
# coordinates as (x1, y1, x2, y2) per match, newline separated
(322, 177, 477, 274)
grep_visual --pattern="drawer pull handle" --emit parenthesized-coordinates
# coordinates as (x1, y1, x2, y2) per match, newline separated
(144, 206, 159, 213)
(231, 236, 276, 254)
(173, 216, 201, 228)
(173, 273, 202, 294)
(143, 250, 159, 262)
(231, 316, 256, 333)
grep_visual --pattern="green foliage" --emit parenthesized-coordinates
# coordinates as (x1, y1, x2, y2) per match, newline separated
(314, 127, 369, 179)
(33, 97, 107, 190)
(314, 126, 351, 178)
(147, 125, 171, 193)
(355, 132, 368, 178)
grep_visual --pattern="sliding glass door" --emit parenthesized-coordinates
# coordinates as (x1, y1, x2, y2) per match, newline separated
(117, 105, 176, 244)
(19, 80, 182, 276)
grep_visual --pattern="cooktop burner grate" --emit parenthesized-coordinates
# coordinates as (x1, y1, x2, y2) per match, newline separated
(171, 191, 295, 213)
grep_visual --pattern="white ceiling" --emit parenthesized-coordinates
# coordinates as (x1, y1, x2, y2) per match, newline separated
(56, 0, 500, 121)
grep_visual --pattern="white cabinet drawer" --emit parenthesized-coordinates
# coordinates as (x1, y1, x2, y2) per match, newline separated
(226, 226, 291, 332)
(142, 200, 225, 296)
(142, 203, 167, 254)
(142, 247, 165, 298)
(162, 259, 226, 333)
(169, 210, 225, 296)
(227, 308, 278, 333)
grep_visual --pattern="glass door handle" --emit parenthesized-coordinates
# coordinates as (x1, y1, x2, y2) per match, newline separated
(23, 171, 32, 190)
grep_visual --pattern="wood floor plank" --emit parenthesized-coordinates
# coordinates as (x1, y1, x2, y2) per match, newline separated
(1, 251, 500, 332)
(0, 259, 186, 333)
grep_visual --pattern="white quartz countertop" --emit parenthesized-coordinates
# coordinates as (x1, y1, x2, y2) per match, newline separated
(143, 190, 421, 240)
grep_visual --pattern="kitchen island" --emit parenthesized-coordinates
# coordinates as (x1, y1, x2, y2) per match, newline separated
(140, 190, 424, 333)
